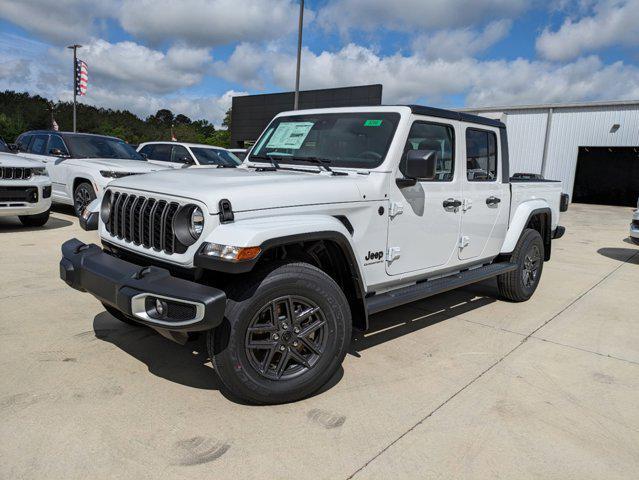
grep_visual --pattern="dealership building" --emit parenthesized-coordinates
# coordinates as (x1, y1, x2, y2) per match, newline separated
(464, 100, 639, 207)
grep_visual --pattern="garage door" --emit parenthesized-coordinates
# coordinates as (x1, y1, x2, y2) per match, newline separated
(573, 146, 639, 207)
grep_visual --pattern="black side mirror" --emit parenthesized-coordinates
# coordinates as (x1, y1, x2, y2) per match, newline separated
(8, 143, 19, 151)
(397, 150, 437, 187)
(49, 148, 68, 157)
(140, 152, 148, 159)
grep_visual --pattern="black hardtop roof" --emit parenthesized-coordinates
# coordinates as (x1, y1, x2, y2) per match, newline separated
(404, 105, 505, 128)
(21, 130, 122, 140)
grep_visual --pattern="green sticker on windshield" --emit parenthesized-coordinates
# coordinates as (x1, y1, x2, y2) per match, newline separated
(364, 119, 383, 127)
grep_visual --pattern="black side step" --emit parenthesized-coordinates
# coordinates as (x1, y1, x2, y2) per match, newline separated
(366, 262, 517, 315)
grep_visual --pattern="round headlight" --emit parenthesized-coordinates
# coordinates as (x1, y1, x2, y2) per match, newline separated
(100, 190, 112, 224)
(189, 206, 204, 238)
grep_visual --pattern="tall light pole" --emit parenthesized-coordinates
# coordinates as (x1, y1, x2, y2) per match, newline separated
(67, 44, 82, 132)
(293, 0, 304, 110)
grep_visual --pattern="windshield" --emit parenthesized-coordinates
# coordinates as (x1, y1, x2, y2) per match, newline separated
(191, 147, 241, 167)
(65, 135, 145, 160)
(249, 112, 400, 169)
(0, 139, 8, 153)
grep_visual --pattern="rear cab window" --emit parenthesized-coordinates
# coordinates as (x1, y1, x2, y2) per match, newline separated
(466, 128, 498, 181)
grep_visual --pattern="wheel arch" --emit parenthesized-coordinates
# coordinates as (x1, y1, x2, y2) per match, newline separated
(196, 215, 369, 330)
(501, 203, 552, 261)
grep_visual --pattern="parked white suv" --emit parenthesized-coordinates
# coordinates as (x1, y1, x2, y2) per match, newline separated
(61, 105, 568, 404)
(15, 131, 168, 216)
(137, 142, 241, 169)
(630, 198, 639, 245)
(0, 151, 52, 227)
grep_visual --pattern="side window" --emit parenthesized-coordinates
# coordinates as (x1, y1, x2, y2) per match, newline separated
(16, 134, 33, 152)
(139, 145, 154, 158)
(402, 121, 455, 181)
(466, 129, 497, 181)
(30, 134, 49, 155)
(171, 145, 191, 163)
(146, 144, 171, 162)
(48, 135, 69, 155)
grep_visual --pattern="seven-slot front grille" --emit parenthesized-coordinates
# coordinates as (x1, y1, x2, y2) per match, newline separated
(105, 192, 186, 255)
(0, 167, 32, 180)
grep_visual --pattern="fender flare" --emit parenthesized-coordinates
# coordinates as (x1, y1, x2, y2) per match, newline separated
(501, 201, 552, 255)
(194, 214, 369, 327)
(195, 214, 365, 287)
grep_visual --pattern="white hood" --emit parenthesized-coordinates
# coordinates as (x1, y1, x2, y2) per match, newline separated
(0, 152, 44, 168)
(66, 157, 167, 173)
(109, 167, 368, 214)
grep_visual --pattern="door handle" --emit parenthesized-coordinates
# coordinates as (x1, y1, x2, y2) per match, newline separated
(443, 198, 462, 209)
(486, 196, 501, 206)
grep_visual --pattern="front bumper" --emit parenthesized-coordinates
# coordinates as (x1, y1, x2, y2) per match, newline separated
(59, 238, 227, 331)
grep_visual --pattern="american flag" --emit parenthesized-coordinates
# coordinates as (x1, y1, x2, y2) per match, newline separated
(75, 59, 88, 96)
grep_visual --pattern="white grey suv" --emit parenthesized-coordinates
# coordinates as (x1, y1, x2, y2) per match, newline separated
(137, 142, 241, 169)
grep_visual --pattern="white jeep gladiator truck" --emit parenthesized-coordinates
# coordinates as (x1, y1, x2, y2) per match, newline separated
(59, 105, 567, 404)
(0, 151, 52, 226)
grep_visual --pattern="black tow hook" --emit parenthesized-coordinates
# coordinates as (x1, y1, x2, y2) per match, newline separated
(133, 267, 153, 280)
(74, 243, 91, 254)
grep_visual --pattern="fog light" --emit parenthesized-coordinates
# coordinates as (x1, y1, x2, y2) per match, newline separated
(155, 299, 167, 317)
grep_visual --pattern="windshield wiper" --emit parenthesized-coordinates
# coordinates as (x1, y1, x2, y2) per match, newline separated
(288, 156, 334, 173)
(249, 154, 280, 169)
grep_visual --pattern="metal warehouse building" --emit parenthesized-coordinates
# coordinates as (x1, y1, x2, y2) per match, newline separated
(464, 100, 639, 207)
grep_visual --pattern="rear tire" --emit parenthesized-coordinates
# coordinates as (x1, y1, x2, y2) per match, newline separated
(19, 209, 50, 227)
(73, 182, 96, 217)
(208, 262, 351, 405)
(102, 303, 141, 326)
(497, 228, 544, 302)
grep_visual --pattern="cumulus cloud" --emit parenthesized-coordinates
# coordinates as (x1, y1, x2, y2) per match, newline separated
(318, 0, 527, 33)
(60, 40, 212, 94)
(0, 0, 116, 44)
(215, 42, 639, 106)
(412, 20, 512, 60)
(536, 0, 639, 60)
(119, 0, 308, 46)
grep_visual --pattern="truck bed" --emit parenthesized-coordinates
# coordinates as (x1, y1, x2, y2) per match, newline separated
(509, 180, 563, 231)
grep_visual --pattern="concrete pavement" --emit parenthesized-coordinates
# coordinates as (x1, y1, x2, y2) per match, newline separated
(1, 203, 637, 479)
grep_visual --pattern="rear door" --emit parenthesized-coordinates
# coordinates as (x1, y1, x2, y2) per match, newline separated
(458, 127, 509, 260)
(386, 118, 462, 275)
(141, 143, 180, 168)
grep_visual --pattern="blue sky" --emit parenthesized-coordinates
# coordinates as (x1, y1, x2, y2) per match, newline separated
(0, 0, 638, 126)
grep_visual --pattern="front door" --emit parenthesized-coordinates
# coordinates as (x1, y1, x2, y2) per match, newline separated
(386, 119, 462, 275)
(459, 127, 509, 260)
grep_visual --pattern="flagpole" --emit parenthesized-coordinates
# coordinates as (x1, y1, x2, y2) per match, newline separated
(293, 0, 304, 110)
(67, 44, 82, 132)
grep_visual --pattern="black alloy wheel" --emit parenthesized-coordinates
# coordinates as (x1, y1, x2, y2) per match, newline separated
(245, 295, 329, 381)
(522, 244, 541, 288)
(74, 182, 96, 217)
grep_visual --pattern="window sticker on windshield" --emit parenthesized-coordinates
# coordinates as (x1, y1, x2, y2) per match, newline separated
(364, 119, 383, 127)
(265, 122, 314, 149)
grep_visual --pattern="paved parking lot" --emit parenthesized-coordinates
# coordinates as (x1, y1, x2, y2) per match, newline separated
(1, 203, 638, 479)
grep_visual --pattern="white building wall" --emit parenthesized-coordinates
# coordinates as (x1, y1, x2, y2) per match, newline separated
(544, 105, 639, 197)
(468, 103, 639, 198)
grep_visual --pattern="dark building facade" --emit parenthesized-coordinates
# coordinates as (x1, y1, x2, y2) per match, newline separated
(230, 84, 383, 148)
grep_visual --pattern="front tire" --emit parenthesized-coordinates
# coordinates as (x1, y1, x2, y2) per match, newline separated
(497, 228, 545, 302)
(19, 209, 50, 227)
(209, 262, 352, 405)
(73, 182, 96, 217)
